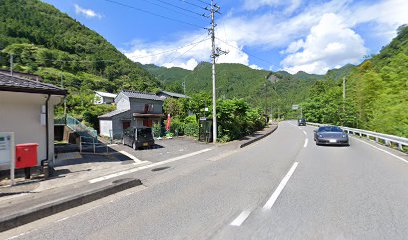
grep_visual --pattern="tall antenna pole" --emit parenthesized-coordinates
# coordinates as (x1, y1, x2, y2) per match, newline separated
(210, 0, 217, 143)
(10, 54, 13, 76)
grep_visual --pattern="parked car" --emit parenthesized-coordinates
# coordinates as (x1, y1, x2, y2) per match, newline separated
(298, 118, 306, 126)
(314, 126, 349, 146)
(122, 127, 155, 150)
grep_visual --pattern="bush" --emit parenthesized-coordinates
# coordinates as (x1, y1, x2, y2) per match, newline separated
(184, 122, 199, 137)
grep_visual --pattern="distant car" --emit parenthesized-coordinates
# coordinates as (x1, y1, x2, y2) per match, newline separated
(314, 126, 349, 146)
(122, 127, 155, 150)
(298, 118, 306, 126)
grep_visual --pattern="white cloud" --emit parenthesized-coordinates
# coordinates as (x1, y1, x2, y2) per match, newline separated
(123, 0, 408, 73)
(243, 0, 302, 14)
(281, 13, 367, 74)
(74, 4, 102, 19)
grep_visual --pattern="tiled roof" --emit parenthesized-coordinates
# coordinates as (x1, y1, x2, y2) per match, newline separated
(98, 109, 130, 119)
(121, 90, 163, 101)
(158, 90, 189, 99)
(0, 72, 66, 95)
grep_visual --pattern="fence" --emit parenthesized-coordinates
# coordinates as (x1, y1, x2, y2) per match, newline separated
(54, 115, 97, 138)
(79, 136, 109, 154)
(307, 122, 408, 152)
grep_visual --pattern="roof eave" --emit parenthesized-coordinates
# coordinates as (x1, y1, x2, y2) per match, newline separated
(0, 86, 67, 96)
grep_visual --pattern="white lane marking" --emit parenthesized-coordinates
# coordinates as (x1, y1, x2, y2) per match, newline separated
(89, 148, 212, 183)
(353, 137, 408, 164)
(230, 211, 251, 226)
(263, 162, 299, 210)
(119, 150, 141, 163)
(303, 130, 307, 136)
(304, 139, 309, 148)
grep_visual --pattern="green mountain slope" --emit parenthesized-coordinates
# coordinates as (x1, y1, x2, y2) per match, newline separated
(143, 62, 323, 117)
(0, 0, 160, 93)
(303, 25, 408, 137)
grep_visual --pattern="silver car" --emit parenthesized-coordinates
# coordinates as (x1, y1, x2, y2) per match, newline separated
(314, 126, 349, 146)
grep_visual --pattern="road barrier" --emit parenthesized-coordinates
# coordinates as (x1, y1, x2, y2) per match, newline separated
(307, 122, 408, 152)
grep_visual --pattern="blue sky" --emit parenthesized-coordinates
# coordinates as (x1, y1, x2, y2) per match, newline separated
(42, 0, 408, 74)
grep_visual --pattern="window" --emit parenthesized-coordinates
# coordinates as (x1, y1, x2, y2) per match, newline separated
(144, 104, 154, 113)
(143, 119, 153, 127)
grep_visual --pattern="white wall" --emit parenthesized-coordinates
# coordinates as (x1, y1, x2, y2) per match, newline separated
(99, 120, 112, 137)
(0, 91, 61, 166)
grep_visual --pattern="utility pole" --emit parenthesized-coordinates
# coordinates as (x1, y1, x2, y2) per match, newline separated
(206, 0, 227, 143)
(342, 76, 346, 125)
(10, 54, 13, 76)
(182, 80, 186, 96)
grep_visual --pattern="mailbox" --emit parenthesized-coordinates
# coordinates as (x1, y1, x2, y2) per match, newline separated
(15, 143, 38, 169)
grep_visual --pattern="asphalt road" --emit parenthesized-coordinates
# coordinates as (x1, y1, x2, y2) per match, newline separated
(3, 121, 408, 240)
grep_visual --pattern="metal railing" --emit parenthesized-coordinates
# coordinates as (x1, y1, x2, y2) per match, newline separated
(307, 122, 408, 152)
(79, 136, 109, 154)
(54, 115, 97, 138)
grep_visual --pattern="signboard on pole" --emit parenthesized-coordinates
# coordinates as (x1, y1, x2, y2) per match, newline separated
(0, 132, 15, 185)
(292, 104, 299, 110)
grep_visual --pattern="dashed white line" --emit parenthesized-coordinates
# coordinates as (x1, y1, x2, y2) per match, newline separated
(353, 137, 408, 164)
(303, 130, 307, 136)
(304, 139, 309, 148)
(230, 211, 251, 226)
(89, 148, 212, 183)
(263, 162, 299, 210)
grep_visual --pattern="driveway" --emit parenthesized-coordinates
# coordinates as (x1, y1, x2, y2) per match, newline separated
(108, 136, 212, 163)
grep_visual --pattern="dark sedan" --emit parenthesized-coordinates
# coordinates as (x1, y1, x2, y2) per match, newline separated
(314, 126, 349, 146)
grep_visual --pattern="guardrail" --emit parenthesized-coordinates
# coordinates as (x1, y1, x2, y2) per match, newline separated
(307, 122, 408, 152)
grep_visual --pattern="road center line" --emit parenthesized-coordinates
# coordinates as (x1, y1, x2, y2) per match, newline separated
(304, 139, 308, 148)
(263, 162, 299, 210)
(89, 148, 212, 183)
(303, 130, 307, 136)
(230, 211, 251, 226)
(353, 137, 408, 164)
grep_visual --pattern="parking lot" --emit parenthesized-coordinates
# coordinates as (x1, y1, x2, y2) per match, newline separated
(108, 136, 212, 163)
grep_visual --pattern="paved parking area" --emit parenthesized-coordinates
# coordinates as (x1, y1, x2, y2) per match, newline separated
(108, 137, 213, 163)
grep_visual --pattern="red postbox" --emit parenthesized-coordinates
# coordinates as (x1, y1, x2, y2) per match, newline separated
(15, 143, 39, 169)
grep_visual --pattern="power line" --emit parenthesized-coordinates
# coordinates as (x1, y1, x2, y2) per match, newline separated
(142, 0, 206, 19)
(103, 0, 205, 29)
(7, 37, 210, 63)
(177, 0, 208, 10)
(150, 0, 207, 17)
(215, 37, 278, 69)
(167, 36, 210, 64)
(193, 0, 209, 5)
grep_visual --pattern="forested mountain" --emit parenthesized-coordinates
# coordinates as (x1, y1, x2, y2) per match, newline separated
(141, 64, 191, 86)
(144, 62, 323, 116)
(303, 25, 408, 137)
(0, 0, 161, 124)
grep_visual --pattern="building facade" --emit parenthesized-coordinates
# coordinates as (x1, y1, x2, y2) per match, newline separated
(98, 90, 164, 139)
(0, 73, 66, 170)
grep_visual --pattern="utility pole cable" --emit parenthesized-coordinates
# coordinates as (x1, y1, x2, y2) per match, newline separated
(206, 0, 227, 143)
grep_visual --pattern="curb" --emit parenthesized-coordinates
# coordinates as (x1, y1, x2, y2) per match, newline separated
(240, 125, 279, 148)
(0, 178, 142, 232)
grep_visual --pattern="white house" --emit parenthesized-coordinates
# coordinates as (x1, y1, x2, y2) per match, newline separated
(0, 72, 66, 170)
(94, 91, 117, 105)
(98, 90, 164, 139)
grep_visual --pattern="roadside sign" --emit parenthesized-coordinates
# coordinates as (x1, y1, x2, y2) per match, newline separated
(292, 105, 299, 110)
(0, 132, 15, 185)
(200, 117, 207, 121)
